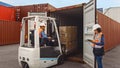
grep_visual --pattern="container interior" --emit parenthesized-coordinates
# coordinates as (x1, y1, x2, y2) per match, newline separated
(50, 5, 84, 61)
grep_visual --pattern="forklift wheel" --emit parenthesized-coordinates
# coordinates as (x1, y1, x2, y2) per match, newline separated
(22, 62, 29, 68)
(58, 55, 64, 65)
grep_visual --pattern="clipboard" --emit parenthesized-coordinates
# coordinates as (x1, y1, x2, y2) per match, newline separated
(87, 39, 94, 43)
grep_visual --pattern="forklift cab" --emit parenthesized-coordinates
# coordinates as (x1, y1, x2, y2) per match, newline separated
(19, 16, 64, 68)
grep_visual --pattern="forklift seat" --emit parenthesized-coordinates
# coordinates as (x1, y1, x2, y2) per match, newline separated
(30, 30, 34, 46)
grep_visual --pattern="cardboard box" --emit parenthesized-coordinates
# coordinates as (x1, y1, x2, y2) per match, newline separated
(59, 26, 78, 53)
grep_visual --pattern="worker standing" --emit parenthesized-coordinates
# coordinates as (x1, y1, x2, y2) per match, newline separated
(88, 24, 105, 68)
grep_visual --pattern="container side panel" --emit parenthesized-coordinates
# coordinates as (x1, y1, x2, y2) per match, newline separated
(0, 6, 15, 21)
(98, 11, 120, 51)
(0, 20, 20, 45)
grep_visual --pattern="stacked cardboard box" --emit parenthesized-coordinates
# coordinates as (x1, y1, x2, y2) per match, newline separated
(59, 26, 78, 53)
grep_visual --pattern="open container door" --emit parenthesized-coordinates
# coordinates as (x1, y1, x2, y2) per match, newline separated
(83, 0, 96, 67)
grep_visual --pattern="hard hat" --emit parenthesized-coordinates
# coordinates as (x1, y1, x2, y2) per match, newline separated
(92, 24, 101, 31)
(39, 23, 46, 27)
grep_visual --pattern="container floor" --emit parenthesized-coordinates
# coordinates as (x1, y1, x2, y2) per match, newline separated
(67, 53, 84, 63)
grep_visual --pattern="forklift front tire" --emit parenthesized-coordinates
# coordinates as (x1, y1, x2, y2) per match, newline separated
(21, 62, 29, 68)
(58, 55, 64, 65)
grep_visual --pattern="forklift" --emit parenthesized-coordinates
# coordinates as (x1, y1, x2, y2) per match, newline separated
(18, 16, 64, 68)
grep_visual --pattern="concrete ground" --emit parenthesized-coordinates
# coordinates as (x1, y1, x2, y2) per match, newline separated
(103, 45, 120, 68)
(0, 44, 120, 68)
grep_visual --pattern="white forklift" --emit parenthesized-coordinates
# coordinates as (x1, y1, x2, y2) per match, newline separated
(18, 16, 64, 68)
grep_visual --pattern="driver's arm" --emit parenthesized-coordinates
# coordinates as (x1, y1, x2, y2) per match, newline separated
(38, 28, 43, 38)
(41, 31, 48, 38)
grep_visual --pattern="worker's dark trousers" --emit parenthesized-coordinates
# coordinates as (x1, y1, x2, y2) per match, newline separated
(95, 56, 103, 68)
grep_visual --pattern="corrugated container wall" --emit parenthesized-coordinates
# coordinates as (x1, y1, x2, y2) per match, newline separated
(0, 20, 20, 45)
(0, 6, 16, 21)
(97, 11, 120, 51)
(104, 7, 120, 23)
(14, 3, 56, 21)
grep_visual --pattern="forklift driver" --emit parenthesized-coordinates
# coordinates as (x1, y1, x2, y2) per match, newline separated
(38, 23, 52, 46)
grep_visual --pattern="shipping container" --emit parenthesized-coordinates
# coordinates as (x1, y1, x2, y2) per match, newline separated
(0, 20, 20, 45)
(98, 11, 120, 51)
(104, 7, 120, 23)
(50, 4, 84, 56)
(0, 5, 15, 21)
(13, 3, 56, 21)
(49, 2, 94, 66)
